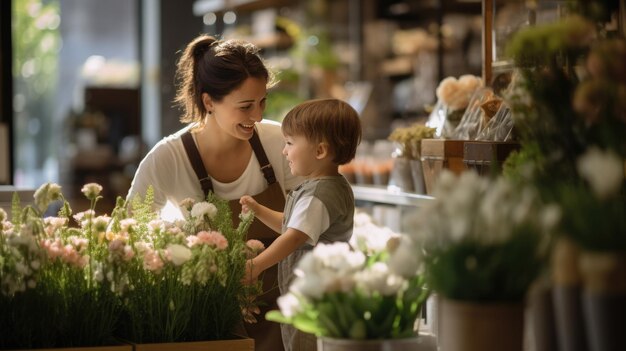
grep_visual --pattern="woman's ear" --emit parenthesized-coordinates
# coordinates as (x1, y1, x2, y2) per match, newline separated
(316, 142, 330, 160)
(202, 93, 213, 112)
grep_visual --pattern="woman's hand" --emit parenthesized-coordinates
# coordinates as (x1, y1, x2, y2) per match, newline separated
(240, 195, 259, 215)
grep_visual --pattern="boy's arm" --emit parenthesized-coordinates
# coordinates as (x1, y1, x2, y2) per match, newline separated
(240, 195, 283, 233)
(245, 228, 309, 284)
(250, 204, 284, 234)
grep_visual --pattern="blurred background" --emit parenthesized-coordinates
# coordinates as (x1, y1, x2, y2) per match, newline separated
(2, 0, 547, 211)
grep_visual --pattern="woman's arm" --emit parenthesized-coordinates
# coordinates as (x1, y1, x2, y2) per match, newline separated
(240, 195, 283, 233)
(244, 228, 309, 284)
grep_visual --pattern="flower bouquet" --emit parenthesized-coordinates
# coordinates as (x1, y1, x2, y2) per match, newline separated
(0, 183, 122, 349)
(427, 75, 483, 138)
(266, 211, 429, 346)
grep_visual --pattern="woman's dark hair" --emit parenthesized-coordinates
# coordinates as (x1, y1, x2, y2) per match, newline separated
(175, 34, 276, 126)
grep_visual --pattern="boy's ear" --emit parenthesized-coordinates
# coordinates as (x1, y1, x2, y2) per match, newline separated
(316, 142, 330, 160)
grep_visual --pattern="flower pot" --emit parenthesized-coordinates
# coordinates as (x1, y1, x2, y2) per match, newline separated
(580, 251, 626, 351)
(526, 279, 558, 351)
(439, 298, 524, 351)
(388, 157, 414, 192)
(317, 335, 435, 351)
(409, 159, 425, 194)
(551, 237, 587, 351)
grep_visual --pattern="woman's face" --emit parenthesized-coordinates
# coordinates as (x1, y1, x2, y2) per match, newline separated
(203, 77, 267, 140)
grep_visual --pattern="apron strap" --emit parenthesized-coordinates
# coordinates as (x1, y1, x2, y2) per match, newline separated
(181, 131, 213, 196)
(182, 128, 277, 198)
(249, 128, 277, 185)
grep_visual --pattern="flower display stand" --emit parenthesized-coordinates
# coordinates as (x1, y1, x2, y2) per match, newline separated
(420, 139, 466, 195)
(130, 338, 254, 351)
(439, 298, 524, 351)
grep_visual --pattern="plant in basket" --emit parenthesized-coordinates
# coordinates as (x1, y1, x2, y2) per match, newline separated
(0, 183, 122, 349)
(112, 189, 259, 343)
(266, 211, 429, 346)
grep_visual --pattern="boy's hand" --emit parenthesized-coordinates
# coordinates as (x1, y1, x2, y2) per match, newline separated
(240, 195, 258, 214)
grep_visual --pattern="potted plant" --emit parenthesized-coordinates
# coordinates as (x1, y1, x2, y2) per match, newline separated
(266, 212, 430, 351)
(505, 5, 626, 350)
(402, 170, 560, 351)
(387, 123, 436, 193)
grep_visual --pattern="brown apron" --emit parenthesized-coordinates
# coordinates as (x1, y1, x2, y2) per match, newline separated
(182, 130, 286, 351)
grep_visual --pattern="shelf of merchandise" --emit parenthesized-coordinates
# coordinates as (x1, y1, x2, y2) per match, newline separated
(352, 185, 434, 208)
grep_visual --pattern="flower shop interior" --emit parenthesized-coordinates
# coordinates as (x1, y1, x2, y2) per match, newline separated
(1, 0, 625, 351)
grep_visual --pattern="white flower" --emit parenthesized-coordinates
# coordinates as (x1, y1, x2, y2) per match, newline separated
(355, 262, 406, 296)
(191, 202, 218, 220)
(33, 182, 62, 212)
(290, 274, 326, 299)
(0, 208, 6, 222)
(388, 235, 422, 278)
(277, 293, 303, 318)
(81, 183, 103, 200)
(577, 147, 624, 200)
(167, 244, 192, 266)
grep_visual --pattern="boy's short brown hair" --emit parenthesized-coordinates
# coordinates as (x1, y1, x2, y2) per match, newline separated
(281, 98, 362, 165)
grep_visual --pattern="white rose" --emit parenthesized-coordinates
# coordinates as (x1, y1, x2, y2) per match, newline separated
(577, 147, 623, 200)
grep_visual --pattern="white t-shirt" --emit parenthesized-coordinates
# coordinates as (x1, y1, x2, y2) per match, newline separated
(127, 120, 302, 215)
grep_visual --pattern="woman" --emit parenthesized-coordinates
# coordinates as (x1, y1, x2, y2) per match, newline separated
(127, 34, 302, 351)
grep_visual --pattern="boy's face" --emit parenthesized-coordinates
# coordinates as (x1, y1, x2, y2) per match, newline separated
(282, 133, 319, 177)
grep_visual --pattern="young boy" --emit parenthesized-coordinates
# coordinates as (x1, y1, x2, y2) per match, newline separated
(240, 98, 362, 351)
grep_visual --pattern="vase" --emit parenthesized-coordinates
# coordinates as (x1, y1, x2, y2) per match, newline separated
(409, 159, 425, 194)
(551, 237, 587, 351)
(439, 298, 524, 351)
(317, 335, 435, 351)
(580, 251, 626, 351)
(388, 157, 414, 192)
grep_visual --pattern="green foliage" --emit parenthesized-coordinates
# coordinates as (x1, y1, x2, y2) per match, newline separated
(388, 124, 437, 160)
(424, 233, 544, 302)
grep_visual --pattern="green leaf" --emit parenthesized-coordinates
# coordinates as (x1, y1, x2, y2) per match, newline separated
(266, 310, 292, 324)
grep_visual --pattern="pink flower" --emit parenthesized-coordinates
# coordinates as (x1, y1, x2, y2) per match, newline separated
(245, 239, 265, 258)
(143, 249, 164, 273)
(195, 230, 228, 250)
(43, 217, 68, 237)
